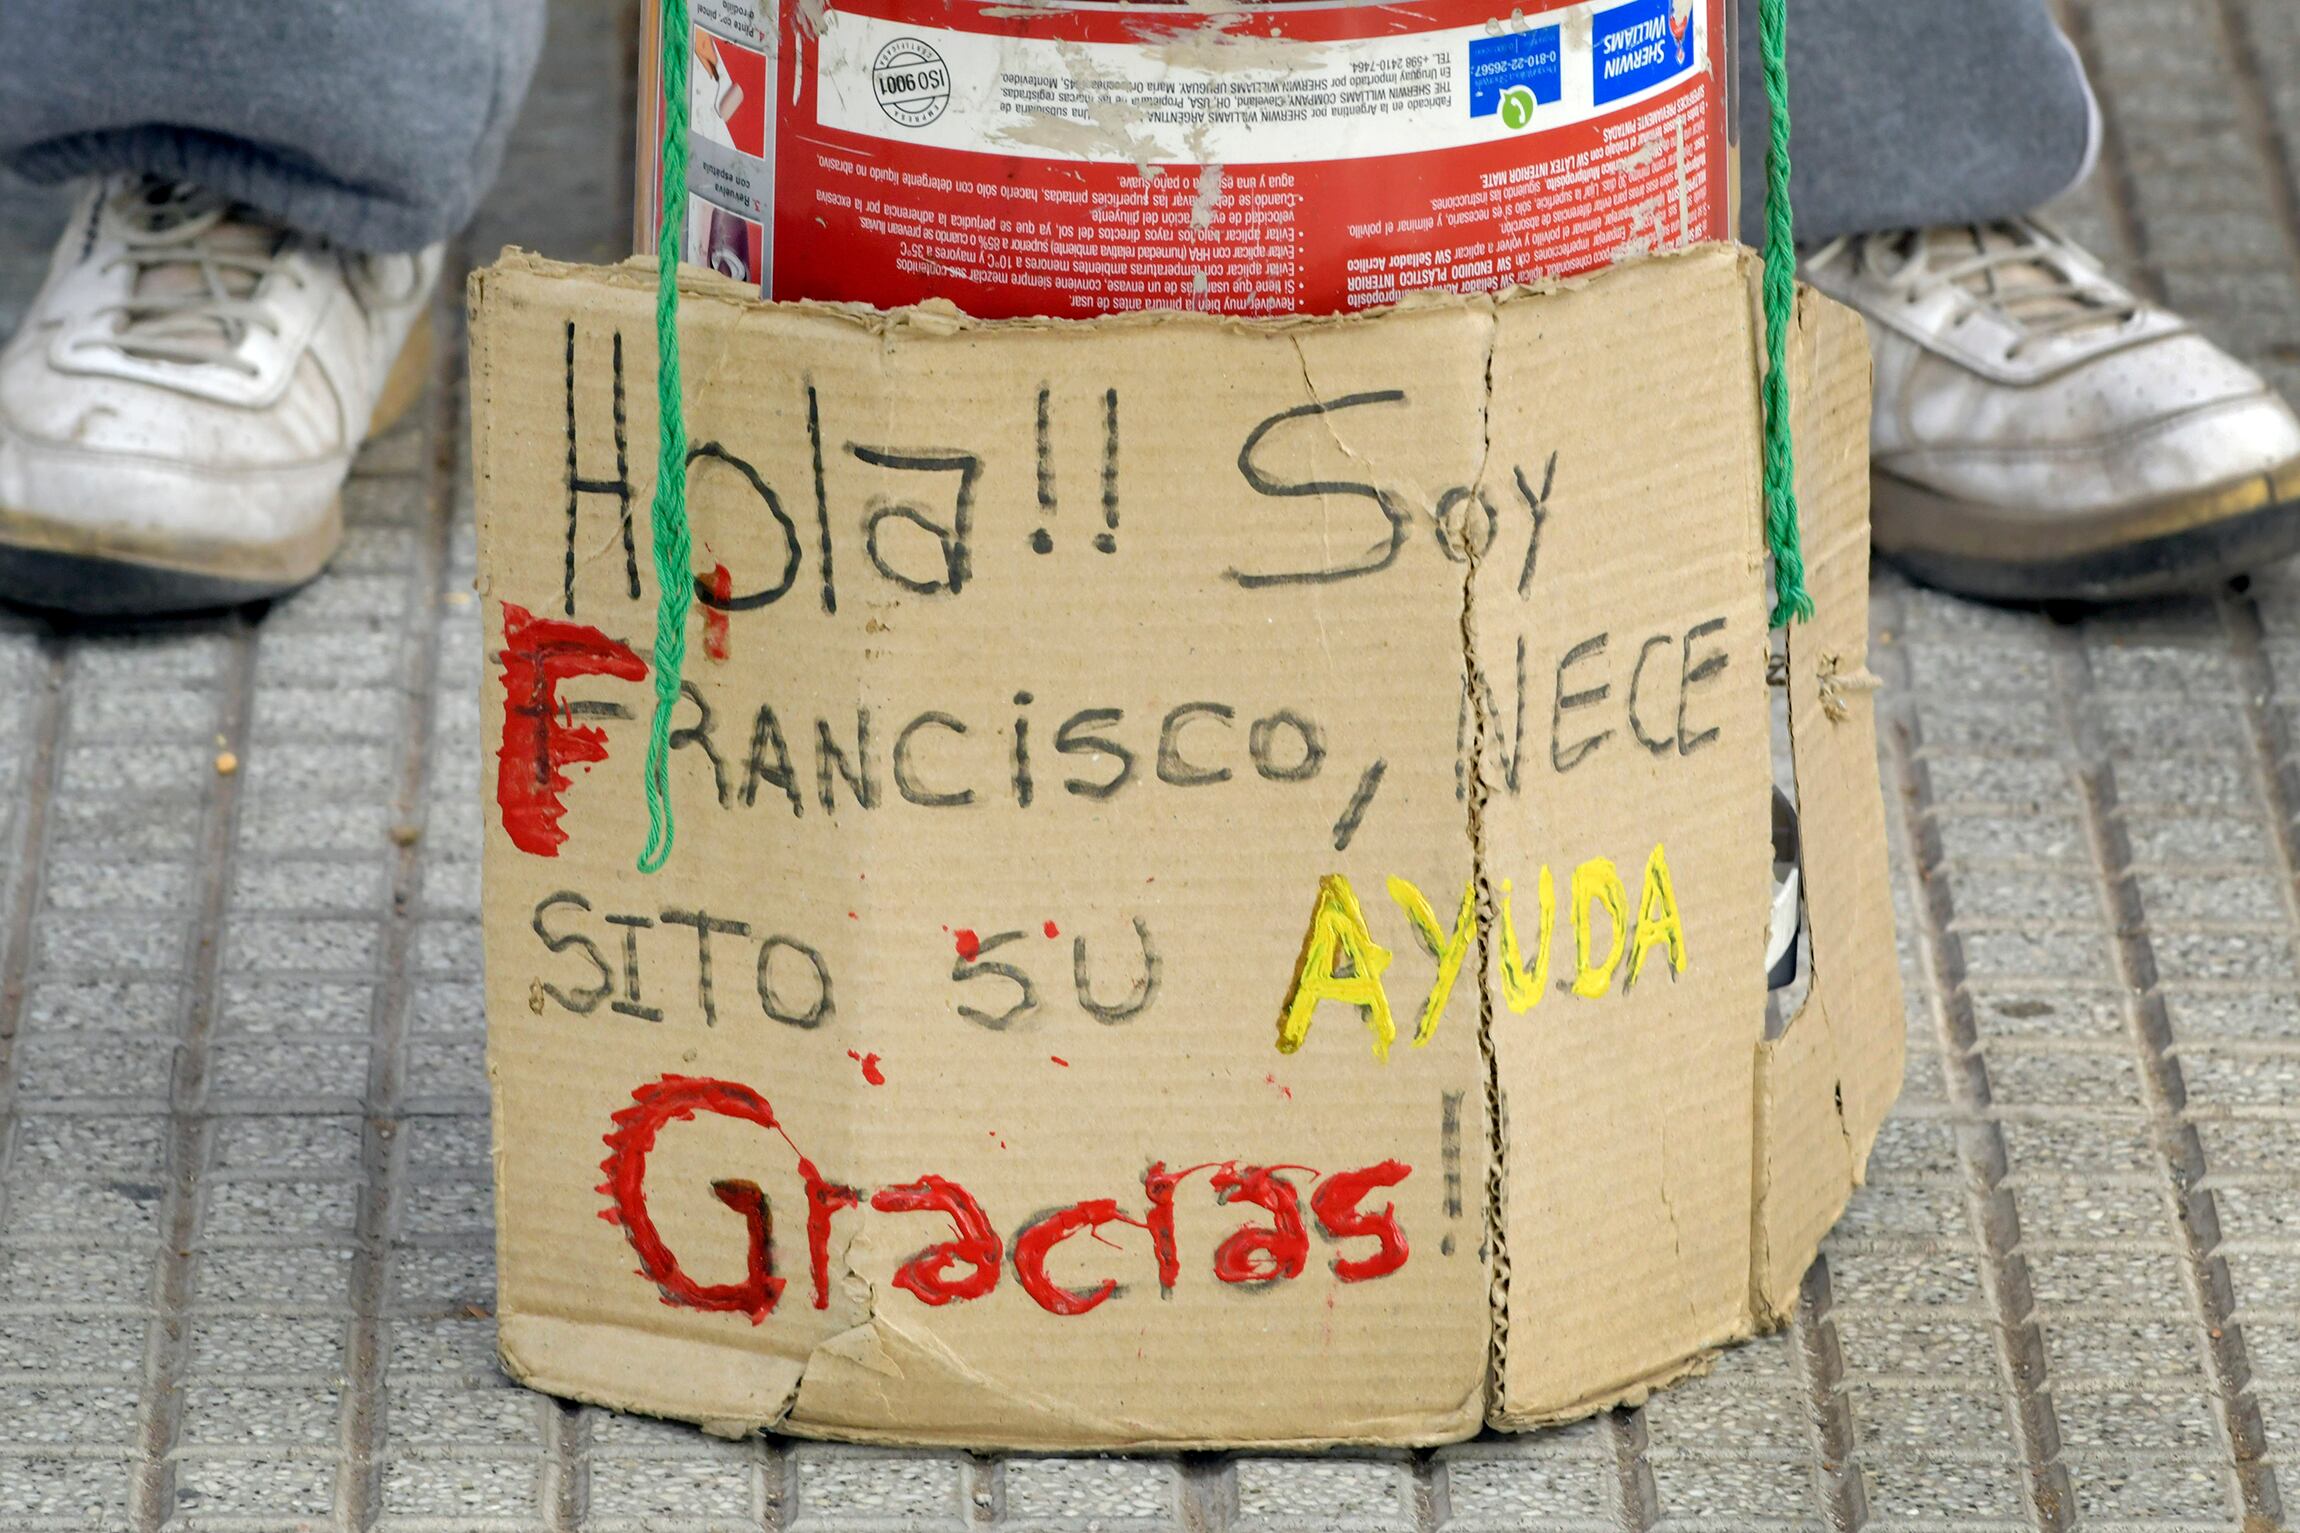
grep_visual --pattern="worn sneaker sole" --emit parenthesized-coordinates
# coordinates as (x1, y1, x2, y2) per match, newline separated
(0, 313, 435, 618)
(1876, 454, 2300, 604)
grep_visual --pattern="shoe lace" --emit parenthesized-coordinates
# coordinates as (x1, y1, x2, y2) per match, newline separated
(80, 178, 309, 376)
(1806, 218, 2145, 361)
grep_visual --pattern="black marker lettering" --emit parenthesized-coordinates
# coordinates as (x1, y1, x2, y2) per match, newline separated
(816, 709, 878, 814)
(1012, 691, 1035, 809)
(605, 913, 662, 1022)
(1249, 711, 1326, 783)
(1230, 391, 1410, 587)
(563, 323, 638, 614)
(893, 712, 976, 808)
(1514, 453, 1557, 598)
(1628, 634, 1677, 756)
(1433, 485, 1498, 564)
(743, 705, 803, 817)
(852, 444, 981, 596)
(1678, 617, 1729, 756)
(669, 680, 729, 807)
(532, 892, 611, 1014)
(955, 931, 1038, 1030)
(1158, 703, 1234, 787)
(1551, 634, 1613, 773)
(1074, 917, 1159, 1023)
(660, 909, 751, 1028)
(1055, 708, 1135, 800)
(687, 442, 800, 611)
(757, 935, 834, 1028)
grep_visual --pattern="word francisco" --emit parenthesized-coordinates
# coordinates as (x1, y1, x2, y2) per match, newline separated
(530, 892, 1160, 1030)
(601, 1075, 1416, 1321)
(1278, 846, 1686, 1059)
(496, 602, 1384, 857)
(554, 324, 1555, 619)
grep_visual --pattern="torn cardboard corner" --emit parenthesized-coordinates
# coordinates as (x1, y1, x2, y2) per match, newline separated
(469, 243, 1901, 1451)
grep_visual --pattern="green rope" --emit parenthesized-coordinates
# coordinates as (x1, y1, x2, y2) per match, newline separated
(640, 0, 693, 873)
(1757, 0, 1812, 627)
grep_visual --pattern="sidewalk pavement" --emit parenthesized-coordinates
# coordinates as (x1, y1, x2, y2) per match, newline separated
(8, 0, 2300, 1528)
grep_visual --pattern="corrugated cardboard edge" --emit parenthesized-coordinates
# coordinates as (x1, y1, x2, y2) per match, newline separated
(475, 245, 1626, 339)
(1749, 286, 1901, 1322)
(1485, 266, 1897, 1431)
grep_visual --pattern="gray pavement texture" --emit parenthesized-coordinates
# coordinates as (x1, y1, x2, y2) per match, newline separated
(3, 0, 2300, 1527)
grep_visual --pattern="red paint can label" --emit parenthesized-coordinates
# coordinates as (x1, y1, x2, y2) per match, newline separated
(643, 0, 1732, 317)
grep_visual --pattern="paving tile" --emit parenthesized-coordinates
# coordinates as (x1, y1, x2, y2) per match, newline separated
(169, 1451, 339, 1520)
(788, 1447, 971, 1531)
(1436, 1422, 1614, 1528)
(0, 1453, 136, 1521)
(377, 1452, 545, 1522)
(1860, 1456, 2028, 1523)
(586, 1449, 761, 1524)
(0, 1385, 144, 1448)
(1231, 1459, 1416, 1533)
(1001, 1457, 1185, 1528)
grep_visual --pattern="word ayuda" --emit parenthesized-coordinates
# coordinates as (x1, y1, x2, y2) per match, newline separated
(1280, 846, 1687, 1059)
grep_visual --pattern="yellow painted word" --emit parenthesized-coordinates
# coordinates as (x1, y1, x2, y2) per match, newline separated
(1275, 846, 1687, 1060)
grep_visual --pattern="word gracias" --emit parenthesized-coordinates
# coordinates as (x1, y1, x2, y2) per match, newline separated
(601, 1075, 1415, 1322)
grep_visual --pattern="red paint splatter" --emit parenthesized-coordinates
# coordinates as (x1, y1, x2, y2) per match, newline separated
(495, 603, 646, 858)
(1043, 919, 1061, 939)
(1264, 1073, 1293, 1101)
(1049, 1056, 1069, 1068)
(954, 928, 981, 961)
(847, 911, 858, 921)
(846, 1050, 885, 1086)
(702, 564, 732, 661)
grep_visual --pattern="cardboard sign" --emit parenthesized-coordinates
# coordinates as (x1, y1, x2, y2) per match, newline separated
(469, 243, 1900, 1448)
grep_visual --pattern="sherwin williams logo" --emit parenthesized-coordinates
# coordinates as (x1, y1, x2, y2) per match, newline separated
(1593, 0, 1696, 104)
(871, 36, 951, 128)
(1467, 27, 1562, 125)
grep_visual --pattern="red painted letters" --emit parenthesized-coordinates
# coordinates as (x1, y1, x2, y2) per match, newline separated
(1209, 1165, 1311, 1284)
(600, 1076, 1419, 1324)
(871, 1175, 1002, 1305)
(495, 602, 646, 856)
(1011, 1199, 1144, 1316)
(1308, 1160, 1413, 1282)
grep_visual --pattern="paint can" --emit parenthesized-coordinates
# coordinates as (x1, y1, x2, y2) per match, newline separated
(639, 0, 1734, 317)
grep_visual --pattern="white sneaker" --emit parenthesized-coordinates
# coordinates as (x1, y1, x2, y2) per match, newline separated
(0, 175, 439, 615)
(1802, 219, 2300, 602)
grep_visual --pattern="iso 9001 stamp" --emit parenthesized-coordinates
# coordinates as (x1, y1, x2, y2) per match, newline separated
(871, 37, 950, 128)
